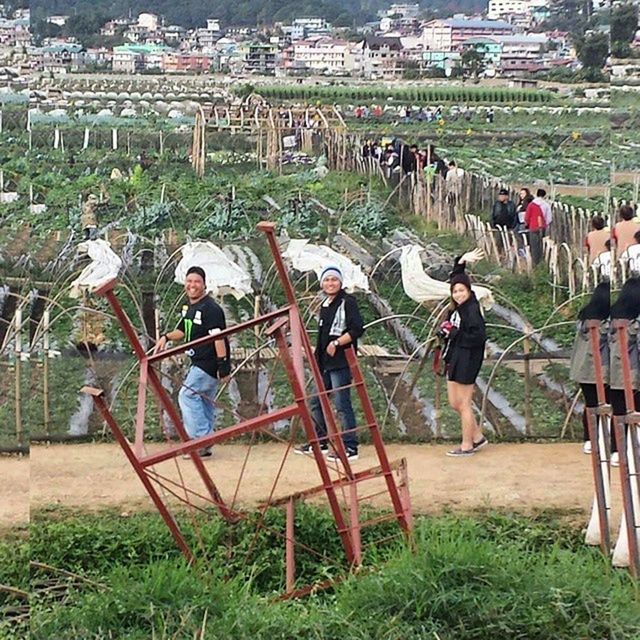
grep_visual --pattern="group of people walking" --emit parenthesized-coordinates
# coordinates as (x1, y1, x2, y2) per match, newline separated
(587, 205, 640, 276)
(154, 252, 489, 461)
(490, 187, 553, 264)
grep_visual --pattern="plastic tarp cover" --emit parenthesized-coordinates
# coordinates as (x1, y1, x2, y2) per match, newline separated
(283, 239, 370, 293)
(175, 242, 252, 300)
(69, 239, 123, 299)
(399, 245, 494, 310)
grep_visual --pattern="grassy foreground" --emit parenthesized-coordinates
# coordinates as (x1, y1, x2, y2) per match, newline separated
(1, 506, 638, 639)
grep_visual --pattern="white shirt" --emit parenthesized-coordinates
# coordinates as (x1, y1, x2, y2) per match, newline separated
(620, 244, 640, 274)
(533, 196, 553, 227)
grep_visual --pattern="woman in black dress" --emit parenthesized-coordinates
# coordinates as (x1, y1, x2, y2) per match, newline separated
(439, 253, 487, 457)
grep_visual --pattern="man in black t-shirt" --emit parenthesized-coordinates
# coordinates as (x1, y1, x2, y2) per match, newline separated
(155, 266, 230, 458)
(294, 265, 364, 462)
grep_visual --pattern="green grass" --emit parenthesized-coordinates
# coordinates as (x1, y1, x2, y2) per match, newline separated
(3, 506, 636, 639)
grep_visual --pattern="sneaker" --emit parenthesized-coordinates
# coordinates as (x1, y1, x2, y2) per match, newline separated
(446, 447, 475, 457)
(473, 437, 488, 451)
(294, 442, 328, 456)
(327, 447, 359, 462)
(582, 441, 592, 455)
(198, 448, 213, 458)
(611, 451, 619, 467)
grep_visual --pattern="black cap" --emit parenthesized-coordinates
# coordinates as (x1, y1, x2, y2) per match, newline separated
(498, 188, 509, 196)
(450, 272, 472, 291)
(186, 266, 206, 283)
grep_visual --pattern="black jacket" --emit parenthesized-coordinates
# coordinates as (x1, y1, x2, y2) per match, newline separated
(316, 289, 365, 371)
(491, 199, 517, 229)
(444, 259, 486, 384)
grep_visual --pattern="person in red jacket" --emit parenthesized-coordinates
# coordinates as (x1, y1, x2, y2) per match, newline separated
(524, 194, 547, 265)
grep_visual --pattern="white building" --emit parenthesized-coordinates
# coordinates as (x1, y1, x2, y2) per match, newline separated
(47, 15, 69, 27)
(291, 18, 331, 40)
(422, 18, 515, 52)
(494, 33, 548, 56)
(489, 0, 527, 19)
(206, 19, 221, 32)
(138, 13, 159, 32)
(387, 3, 420, 18)
(290, 37, 359, 73)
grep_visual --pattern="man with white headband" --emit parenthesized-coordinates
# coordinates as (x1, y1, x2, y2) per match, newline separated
(295, 265, 365, 461)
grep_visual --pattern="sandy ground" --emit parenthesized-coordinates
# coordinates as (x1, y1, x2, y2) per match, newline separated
(1, 441, 622, 530)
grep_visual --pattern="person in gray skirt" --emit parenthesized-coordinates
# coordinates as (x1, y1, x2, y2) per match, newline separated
(569, 281, 610, 455)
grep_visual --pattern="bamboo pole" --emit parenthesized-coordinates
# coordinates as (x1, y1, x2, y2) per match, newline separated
(43, 309, 50, 437)
(14, 308, 22, 445)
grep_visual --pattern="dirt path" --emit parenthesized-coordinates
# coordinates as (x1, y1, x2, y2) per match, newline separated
(0, 441, 622, 530)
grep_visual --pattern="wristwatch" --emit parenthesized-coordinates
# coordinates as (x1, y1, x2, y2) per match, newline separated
(332, 339, 340, 348)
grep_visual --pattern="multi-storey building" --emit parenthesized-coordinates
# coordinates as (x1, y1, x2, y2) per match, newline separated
(422, 18, 515, 51)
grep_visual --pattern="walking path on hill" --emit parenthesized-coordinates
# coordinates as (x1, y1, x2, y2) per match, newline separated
(2, 441, 618, 530)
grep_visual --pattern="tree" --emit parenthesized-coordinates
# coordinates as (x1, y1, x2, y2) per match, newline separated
(545, 0, 593, 37)
(461, 46, 486, 79)
(611, 3, 639, 58)
(575, 30, 608, 71)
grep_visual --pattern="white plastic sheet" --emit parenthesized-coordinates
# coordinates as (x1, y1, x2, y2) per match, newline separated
(283, 239, 370, 293)
(69, 239, 123, 299)
(399, 245, 494, 310)
(175, 242, 252, 300)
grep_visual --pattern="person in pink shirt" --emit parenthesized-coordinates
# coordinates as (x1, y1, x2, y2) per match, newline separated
(613, 205, 640, 255)
(585, 215, 610, 263)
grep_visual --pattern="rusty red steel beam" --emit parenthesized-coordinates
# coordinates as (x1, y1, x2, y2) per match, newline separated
(346, 347, 411, 533)
(272, 322, 356, 563)
(134, 359, 148, 458)
(286, 497, 296, 594)
(585, 320, 611, 556)
(139, 403, 301, 467)
(264, 458, 407, 508)
(258, 221, 354, 475)
(81, 386, 194, 563)
(147, 305, 292, 365)
(94, 283, 235, 522)
(349, 481, 362, 566)
(612, 319, 640, 577)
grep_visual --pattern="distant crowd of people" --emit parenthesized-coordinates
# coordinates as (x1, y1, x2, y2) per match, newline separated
(360, 138, 465, 199)
(353, 104, 495, 125)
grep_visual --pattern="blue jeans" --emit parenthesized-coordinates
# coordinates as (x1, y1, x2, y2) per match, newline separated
(178, 366, 219, 440)
(310, 367, 358, 450)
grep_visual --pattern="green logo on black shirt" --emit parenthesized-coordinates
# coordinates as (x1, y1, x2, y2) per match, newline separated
(183, 318, 193, 342)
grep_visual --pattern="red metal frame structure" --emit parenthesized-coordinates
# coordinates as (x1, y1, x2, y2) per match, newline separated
(82, 221, 412, 595)
(584, 320, 612, 555)
(612, 319, 640, 578)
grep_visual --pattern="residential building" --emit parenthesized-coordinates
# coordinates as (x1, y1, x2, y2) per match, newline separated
(47, 16, 69, 27)
(356, 35, 404, 78)
(38, 43, 86, 74)
(164, 25, 187, 45)
(138, 13, 159, 32)
(287, 37, 358, 73)
(163, 52, 212, 73)
(460, 37, 503, 67)
(291, 18, 332, 40)
(488, 0, 529, 19)
(112, 43, 168, 73)
(422, 18, 515, 51)
(386, 3, 420, 19)
(422, 49, 461, 72)
(246, 42, 278, 75)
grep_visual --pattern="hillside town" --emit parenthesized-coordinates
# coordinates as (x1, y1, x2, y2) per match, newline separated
(0, 1, 635, 80)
